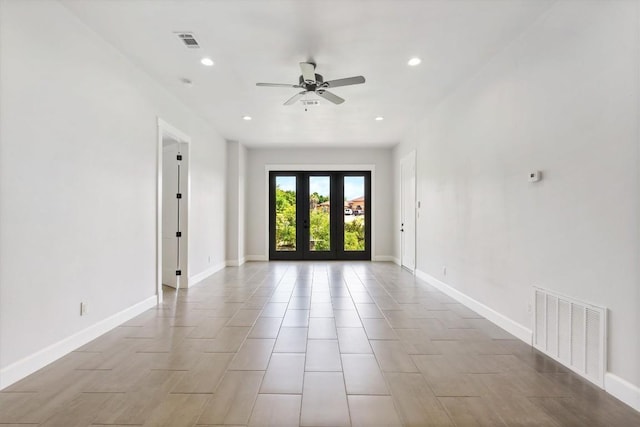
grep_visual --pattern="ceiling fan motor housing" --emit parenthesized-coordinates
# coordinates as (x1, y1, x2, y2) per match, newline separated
(299, 73, 324, 91)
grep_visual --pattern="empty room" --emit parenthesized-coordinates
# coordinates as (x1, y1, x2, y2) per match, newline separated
(0, 0, 639, 426)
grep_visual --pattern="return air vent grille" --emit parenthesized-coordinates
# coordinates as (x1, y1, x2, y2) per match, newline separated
(533, 287, 606, 387)
(176, 32, 200, 48)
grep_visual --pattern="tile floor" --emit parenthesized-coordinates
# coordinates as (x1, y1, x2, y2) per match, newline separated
(1, 261, 639, 426)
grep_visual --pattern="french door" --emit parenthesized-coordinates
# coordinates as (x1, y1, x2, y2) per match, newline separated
(269, 171, 371, 260)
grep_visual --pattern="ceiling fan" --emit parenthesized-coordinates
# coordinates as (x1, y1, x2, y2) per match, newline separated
(256, 62, 365, 105)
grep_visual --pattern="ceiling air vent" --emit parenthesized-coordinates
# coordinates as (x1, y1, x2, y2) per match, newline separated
(176, 32, 199, 48)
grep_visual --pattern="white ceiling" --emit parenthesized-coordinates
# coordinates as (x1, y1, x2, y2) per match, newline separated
(61, 0, 553, 148)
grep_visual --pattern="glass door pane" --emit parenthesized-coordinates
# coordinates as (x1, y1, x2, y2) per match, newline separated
(274, 175, 297, 252)
(308, 176, 331, 252)
(343, 175, 366, 251)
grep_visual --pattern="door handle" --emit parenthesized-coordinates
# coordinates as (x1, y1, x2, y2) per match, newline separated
(401, 229, 404, 232)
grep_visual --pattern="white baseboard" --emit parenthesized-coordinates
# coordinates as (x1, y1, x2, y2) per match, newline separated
(188, 262, 226, 287)
(246, 255, 268, 262)
(605, 373, 640, 412)
(226, 257, 246, 267)
(0, 295, 157, 390)
(415, 269, 532, 344)
(373, 255, 400, 264)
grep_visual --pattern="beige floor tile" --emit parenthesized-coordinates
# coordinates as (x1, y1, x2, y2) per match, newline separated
(197, 371, 264, 425)
(342, 354, 389, 395)
(438, 396, 507, 426)
(91, 369, 185, 425)
(229, 339, 275, 370)
(383, 310, 422, 329)
(308, 317, 337, 339)
(337, 327, 372, 353)
(171, 353, 234, 393)
(385, 372, 454, 426)
(248, 317, 282, 339)
(274, 327, 308, 353)
(203, 326, 251, 353)
(0, 392, 40, 423)
(350, 292, 374, 303)
(311, 291, 332, 303)
(227, 309, 261, 327)
(412, 355, 490, 397)
(260, 353, 305, 394)
(293, 286, 312, 297)
(248, 394, 302, 427)
(310, 302, 335, 317)
(334, 309, 363, 327)
(395, 328, 442, 355)
(481, 395, 560, 426)
(140, 393, 209, 427)
(362, 318, 399, 340)
(356, 303, 384, 318)
(348, 395, 403, 426)
(332, 297, 356, 310)
(39, 392, 114, 427)
(282, 309, 310, 327)
(5, 262, 640, 427)
(372, 295, 403, 311)
(305, 340, 342, 371)
(289, 296, 311, 309)
(269, 292, 292, 303)
(330, 287, 350, 297)
(300, 372, 350, 426)
(80, 363, 150, 393)
(260, 302, 288, 317)
(188, 317, 230, 339)
(371, 340, 418, 372)
(243, 295, 270, 310)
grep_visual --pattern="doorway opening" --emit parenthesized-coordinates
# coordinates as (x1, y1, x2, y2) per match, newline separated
(156, 118, 190, 303)
(269, 171, 371, 260)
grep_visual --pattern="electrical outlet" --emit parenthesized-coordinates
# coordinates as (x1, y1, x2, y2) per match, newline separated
(442, 265, 447, 276)
(208, 256, 211, 264)
(80, 302, 88, 316)
(527, 303, 532, 313)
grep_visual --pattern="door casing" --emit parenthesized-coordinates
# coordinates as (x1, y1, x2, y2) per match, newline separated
(400, 151, 416, 272)
(265, 164, 376, 260)
(268, 170, 372, 261)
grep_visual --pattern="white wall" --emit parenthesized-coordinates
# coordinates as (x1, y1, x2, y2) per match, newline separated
(245, 147, 394, 260)
(226, 141, 247, 265)
(395, 0, 639, 406)
(0, 0, 226, 387)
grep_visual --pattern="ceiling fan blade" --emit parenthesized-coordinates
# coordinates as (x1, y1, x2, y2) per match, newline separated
(284, 91, 307, 106)
(316, 90, 345, 104)
(323, 76, 365, 88)
(300, 62, 316, 83)
(256, 82, 301, 88)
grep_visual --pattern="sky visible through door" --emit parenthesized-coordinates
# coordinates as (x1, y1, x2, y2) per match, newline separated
(277, 175, 363, 200)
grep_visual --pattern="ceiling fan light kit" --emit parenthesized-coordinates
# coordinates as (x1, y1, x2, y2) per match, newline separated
(256, 62, 365, 106)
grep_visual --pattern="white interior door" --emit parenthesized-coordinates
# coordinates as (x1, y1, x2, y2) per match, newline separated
(162, 140, 182, 288)
(400, 151, 416, 272)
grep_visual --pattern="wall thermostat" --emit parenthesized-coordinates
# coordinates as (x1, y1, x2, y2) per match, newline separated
(528, 170, 542, 182)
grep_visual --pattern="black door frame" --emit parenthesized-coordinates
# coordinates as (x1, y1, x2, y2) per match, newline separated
(269, 171, 371, 261)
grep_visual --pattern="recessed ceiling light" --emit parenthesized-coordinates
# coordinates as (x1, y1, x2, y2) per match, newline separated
(407, 57, 421, 66)
(375, 116, 384, 121)
(200, 57, 214, 66)
(242, 116, 252, 121)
